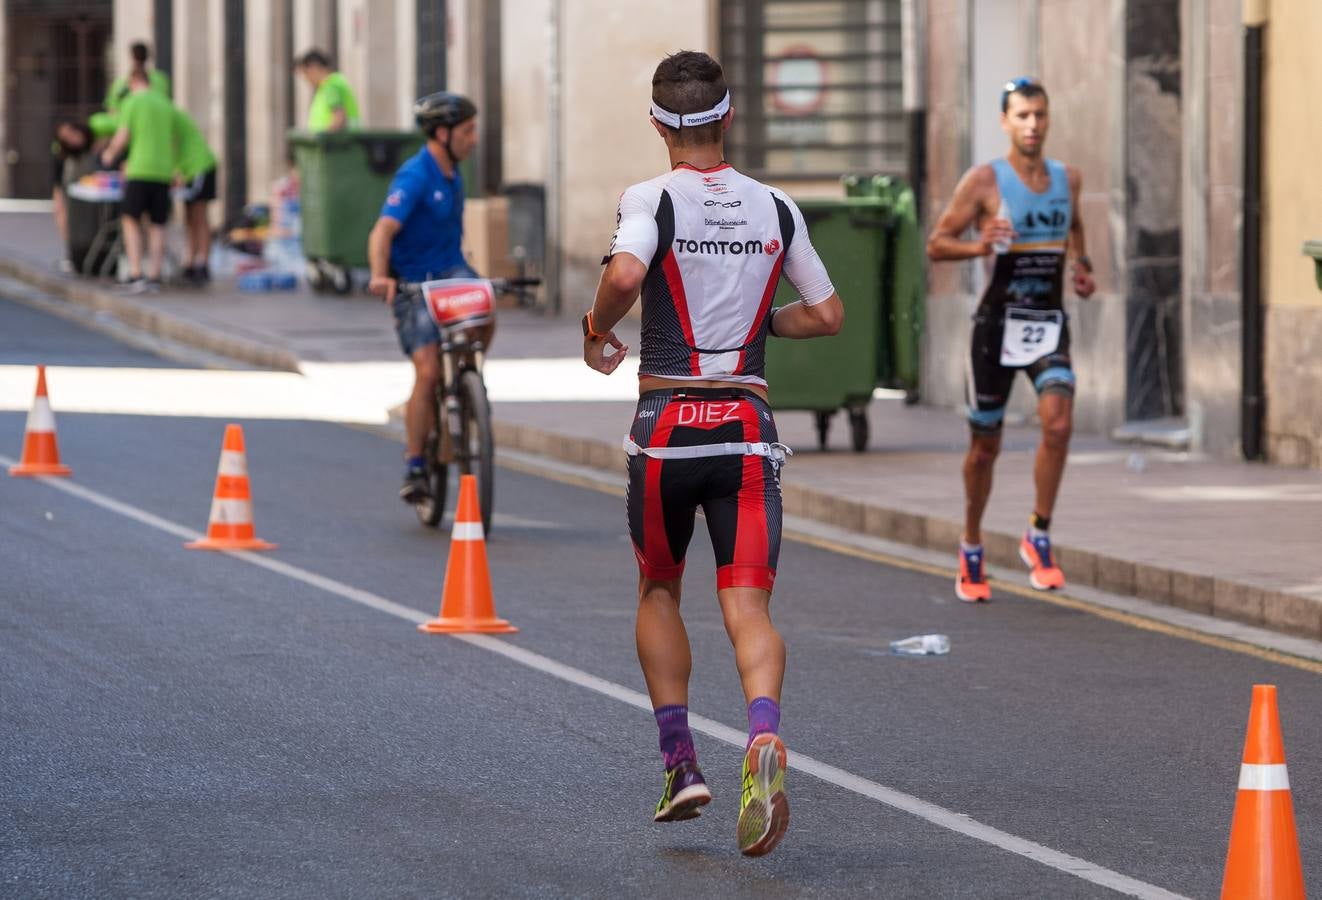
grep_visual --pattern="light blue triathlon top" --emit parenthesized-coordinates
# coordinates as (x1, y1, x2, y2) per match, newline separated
(979, 157, 1072, 313)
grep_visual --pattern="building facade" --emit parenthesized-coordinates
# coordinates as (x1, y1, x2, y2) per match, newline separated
(2, 0, 1318, 466)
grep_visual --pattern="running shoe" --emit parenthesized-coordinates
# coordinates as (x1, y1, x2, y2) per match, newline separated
(399, 467, 430, 504)
(737, 733, 789, 856)
(1020, 531, 1065, 590)
(956, 545, 991, 602)
(653, 760, 711, 822)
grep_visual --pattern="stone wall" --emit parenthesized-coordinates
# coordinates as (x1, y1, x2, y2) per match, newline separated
(1181, 0, 1242, 458)
(1261, 0, 1322, 467)
(557, 2, 713, 305)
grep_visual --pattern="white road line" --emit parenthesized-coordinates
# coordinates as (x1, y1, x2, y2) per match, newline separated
(6, 459, 1188, 900)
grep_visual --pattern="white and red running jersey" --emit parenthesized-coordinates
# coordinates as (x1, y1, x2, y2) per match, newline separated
(605, 163, 834, 387)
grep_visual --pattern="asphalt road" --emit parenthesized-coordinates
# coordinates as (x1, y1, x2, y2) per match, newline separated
(2, 296, 1320, 899)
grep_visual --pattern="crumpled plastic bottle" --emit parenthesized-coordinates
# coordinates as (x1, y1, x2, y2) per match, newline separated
(889, 634, 951, 656)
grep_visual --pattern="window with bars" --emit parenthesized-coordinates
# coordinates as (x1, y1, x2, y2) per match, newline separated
(719, 0, 905, 180)
(417, 0, 448, 97)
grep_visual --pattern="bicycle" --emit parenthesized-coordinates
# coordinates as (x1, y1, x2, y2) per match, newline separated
(396, 276, 539, 535)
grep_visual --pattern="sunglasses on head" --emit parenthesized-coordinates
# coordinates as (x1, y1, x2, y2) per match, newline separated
(1001, 76, 1043, 110)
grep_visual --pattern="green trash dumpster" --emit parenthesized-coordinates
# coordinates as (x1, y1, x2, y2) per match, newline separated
(842, 174, 926, 397)
(765, 197, 894, 452)
(1304, 241, 1322, 292)
(289, 129, 423, 292)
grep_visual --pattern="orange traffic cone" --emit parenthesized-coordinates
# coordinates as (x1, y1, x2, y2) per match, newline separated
(419, 474, 516, 634)
(9, 365, 72, 477)
(185, 424, 277, 552)
(1221, 684, 1306, 899)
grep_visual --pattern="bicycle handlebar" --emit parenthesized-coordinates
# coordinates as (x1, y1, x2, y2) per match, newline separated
(396, 275, 541, 297)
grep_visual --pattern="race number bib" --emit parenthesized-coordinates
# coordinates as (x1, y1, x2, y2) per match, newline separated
(421, 278, 494, 330)
(1000, 307, 1063, 367)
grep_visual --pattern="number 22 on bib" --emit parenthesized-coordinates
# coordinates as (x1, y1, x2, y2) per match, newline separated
(1000, 307, 1064, 367)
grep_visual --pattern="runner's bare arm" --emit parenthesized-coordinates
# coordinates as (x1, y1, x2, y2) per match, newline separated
(1066, 166, 1097, 299)
(367, 216, 402, 303)
(926, 165, 1009, 262)
(768, 293, 843, 338)
(583, 253, 641, 374)
(767, 192, 843, 338)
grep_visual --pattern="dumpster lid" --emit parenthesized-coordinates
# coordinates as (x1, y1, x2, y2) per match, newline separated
(287, 128, 423, 146)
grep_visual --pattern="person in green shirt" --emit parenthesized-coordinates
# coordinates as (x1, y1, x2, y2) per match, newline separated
(295, 49, 359, 132)
(105, 41, 172, 115)
(100, 72, 178, 291)
(173, 105, 218, 283)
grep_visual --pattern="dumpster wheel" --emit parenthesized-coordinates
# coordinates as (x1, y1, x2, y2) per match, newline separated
(848, 408, 869, 453)
(328, 264, 352, 295)
(306, 260, 329, 293)
(814, 411, 832, 451)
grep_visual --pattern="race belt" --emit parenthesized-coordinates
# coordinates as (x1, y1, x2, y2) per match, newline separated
(623, 437, 792, 464)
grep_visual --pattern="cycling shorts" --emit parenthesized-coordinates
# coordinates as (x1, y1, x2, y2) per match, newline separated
(626, 388, 783, 592)
(967, 310, 1075, 434)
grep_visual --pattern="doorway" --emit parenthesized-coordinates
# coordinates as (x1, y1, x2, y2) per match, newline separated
(5, 3, 112, 199)
(1123, 0, 1184, 422)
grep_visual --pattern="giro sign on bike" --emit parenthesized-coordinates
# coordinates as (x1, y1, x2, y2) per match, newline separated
(423, 279, 495, 329)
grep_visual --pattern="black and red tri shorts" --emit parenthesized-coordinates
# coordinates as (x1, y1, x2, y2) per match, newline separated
(625, 388, 783, 592)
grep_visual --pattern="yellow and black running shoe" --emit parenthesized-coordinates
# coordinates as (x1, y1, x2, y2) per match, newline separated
(653, 760, 712, 822)
(737, 733, 789, 856)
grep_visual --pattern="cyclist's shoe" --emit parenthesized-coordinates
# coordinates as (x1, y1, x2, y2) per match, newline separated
(653, 760, 711, 822)
(956, 545, 991, 603)
(1020, 531, 1065, 590)
(737, 733, 789, 857)
(399, 467, 430, 504)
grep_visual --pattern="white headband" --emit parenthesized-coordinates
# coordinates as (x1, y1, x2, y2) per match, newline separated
(650, 92, 731, 129)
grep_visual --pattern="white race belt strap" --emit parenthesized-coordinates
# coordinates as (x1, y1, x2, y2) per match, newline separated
(623, 437, 792, 464)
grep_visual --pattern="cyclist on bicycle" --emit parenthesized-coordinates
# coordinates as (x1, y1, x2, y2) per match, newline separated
(368, 91, 484, 504)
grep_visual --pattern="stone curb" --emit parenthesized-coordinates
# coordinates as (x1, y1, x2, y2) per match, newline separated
(0, 258, 302, 373)
(492, 418, 1322, 642)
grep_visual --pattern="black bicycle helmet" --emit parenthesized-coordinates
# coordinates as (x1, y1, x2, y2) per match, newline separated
(413, 92, 477, 136)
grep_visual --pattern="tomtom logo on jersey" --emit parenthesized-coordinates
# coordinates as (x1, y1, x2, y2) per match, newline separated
(675, 237, 764, 255)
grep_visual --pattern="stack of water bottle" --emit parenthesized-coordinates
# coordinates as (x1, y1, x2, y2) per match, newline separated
(237, 176, 303, 292)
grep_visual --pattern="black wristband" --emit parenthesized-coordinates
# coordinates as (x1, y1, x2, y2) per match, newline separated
(766, 307, 782, 338)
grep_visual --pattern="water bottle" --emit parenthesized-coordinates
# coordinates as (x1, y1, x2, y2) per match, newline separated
(889, 634, 951, 656)
(991, 198, 1012, 255)
(237, 271, 273, 292)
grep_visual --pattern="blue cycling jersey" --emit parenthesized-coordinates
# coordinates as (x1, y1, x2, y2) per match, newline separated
(380, 146, 467, 282)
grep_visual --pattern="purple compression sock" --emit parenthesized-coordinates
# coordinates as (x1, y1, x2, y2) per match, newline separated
(747, 696, 781, 745)
(655, 705, 696, 769)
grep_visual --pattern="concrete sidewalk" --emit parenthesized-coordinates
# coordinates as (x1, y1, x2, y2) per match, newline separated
(3, 210, 1319, 641)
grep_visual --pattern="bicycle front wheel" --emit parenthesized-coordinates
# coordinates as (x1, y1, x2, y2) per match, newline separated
(458, 369, 495, 536)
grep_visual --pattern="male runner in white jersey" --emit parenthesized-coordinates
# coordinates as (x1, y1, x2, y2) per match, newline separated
(927, 77, 1097, 603)
(582, 51, 842, 856)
